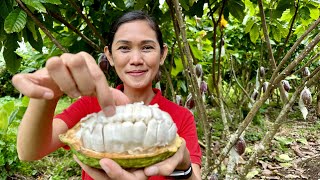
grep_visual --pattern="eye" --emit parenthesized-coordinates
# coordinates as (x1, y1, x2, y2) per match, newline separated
(142, 45, 154, 52)
(118, 46, 130, 52)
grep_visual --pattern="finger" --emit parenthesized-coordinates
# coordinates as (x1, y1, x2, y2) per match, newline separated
(100, 158, 147, 180)
(110, 88, 131, 106)
(144, 140, 187, 176)
(78, 52, 120, 116)
(12, 73, 54, 99)
(63, 53, 95, 96)
(46, 55, 81, 98)
(74, 155, 110, 180)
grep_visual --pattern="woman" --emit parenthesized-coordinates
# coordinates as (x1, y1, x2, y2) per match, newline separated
(12, 11, 201, 180)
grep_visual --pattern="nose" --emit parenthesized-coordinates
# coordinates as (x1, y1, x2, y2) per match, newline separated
(130, 50, 143, 65)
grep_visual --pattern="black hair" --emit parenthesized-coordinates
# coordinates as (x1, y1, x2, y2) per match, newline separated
(107, 10, 164, 54)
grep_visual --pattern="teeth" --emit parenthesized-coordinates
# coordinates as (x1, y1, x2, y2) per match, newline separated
(79, 103, 177, 153)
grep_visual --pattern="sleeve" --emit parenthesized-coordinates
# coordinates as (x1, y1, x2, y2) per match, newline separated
(54, 96, 100, 129)
(177, 109, 202, 166)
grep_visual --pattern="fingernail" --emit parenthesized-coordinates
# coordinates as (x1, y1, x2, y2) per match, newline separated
(71, 91, 81, 98)
(43, 92, 54, 99)
(145, 166, 158, 176)
(103, 106, 115, 116)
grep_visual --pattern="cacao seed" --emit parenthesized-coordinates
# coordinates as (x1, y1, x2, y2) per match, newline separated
(281, 80, 291, 92)
(185, 93, 195, 109)
(200, 81, 208, 94)
(302, 67, 310, 77)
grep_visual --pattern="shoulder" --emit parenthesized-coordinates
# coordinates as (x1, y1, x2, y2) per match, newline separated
(151, 91, 194, 129)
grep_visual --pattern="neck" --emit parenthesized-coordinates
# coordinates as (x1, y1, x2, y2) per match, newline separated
(123, 85, 155, 105)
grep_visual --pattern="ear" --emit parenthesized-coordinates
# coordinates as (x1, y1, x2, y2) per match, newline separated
(104, 46, 114, 66)
(160, 44, 168, 66)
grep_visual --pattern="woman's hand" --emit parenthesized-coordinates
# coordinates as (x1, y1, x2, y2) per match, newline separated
(144, 139, 201, 179)
(12, 52, 129, 116)
(74, 156, 148, 180)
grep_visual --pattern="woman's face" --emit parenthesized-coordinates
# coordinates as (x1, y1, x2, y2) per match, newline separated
(105, 20, 167, 90)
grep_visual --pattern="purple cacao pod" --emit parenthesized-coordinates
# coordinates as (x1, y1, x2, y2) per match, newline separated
(98, 54, 110, 73)
(300, 88, 312, 106)
(251, 89, 259, 101)
(262, 82, 269, 93)
(302, 67, 310, 77)
(185, 94, 195, 109)
(281, 80, 291, 92)
(200, 81, 208, 94)
(195, 64, 203, 78)
(259, 66, 265, 78)
(235, 137, 246, 155)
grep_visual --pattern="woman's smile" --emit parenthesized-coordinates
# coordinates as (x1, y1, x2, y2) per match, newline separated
(126, 70, 148, 77)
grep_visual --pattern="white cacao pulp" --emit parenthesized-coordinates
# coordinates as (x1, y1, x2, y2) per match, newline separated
(76, 103, 177, 154)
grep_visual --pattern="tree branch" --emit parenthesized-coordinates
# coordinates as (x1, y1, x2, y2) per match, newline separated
(169, 0, 212, 176)
(240, 66, 320, 178)
(67, 0, 106, 46)
(16, 0, 68, 53)
(258, 0, 288, 103)
(275, 0, 300, 61)
(48, 10, 101, 51)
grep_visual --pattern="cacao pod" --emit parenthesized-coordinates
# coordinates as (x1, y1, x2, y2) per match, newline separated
(185, 93, 195, 109)
(200, 81, 208, 94)
(98, 54, 110, 73)
(235, 137, 246, 155)
(300, 87, 312, 106)
(262, 82, 269, 93)
(281, 80, 291, 92)
(59, 103, 182, 169)
(175, 95, 183, 106)
(195, 64, 202, 78)
(259, 66, 265, 78)
(251, 89, 259, 101)
(302, 67, 310, 77)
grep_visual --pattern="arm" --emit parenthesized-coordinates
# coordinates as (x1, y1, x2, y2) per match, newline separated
(13, 52, 128, 161)
(17, 98, 68, 160)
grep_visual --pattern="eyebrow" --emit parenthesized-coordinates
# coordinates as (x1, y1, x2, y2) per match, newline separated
(115, 40, 157, 45)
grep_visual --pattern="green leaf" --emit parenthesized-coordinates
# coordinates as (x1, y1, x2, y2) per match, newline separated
(274, 0, 294, 18)
(134, 0, 148, 9)
(4, 9, 27, 33)
(26, 19, 38, 41)
(0, 20, 7, 42)
(0, 0, 13, 19)
(249, 24, 259, 43)
(171, 58, 184, 77)
(39, 0, 61, 5)
(275, 136, 294, 145)
(0, 109, 9, 131)
(25, 27, 43, 53)
(180, 0, 189, 11)
(307, 4, 319, 20)
(272, 26, 281, 42)
(244, 17, 255, 34)
(297, 138, 308, 145)
(21, 0, 47, 13)
(189, 43, 202, 60)
(299, 6, 310, 20)
(277, 154, 292, 162)
(111, 0, 126, 9)
(3, 34, 21, 73)
(227, 0, 245, 22)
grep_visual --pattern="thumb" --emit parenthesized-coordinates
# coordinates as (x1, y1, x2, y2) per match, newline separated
(99, 158, 126, 179)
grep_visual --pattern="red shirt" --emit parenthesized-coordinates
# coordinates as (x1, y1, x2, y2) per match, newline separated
(55, 86, 202, 180)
